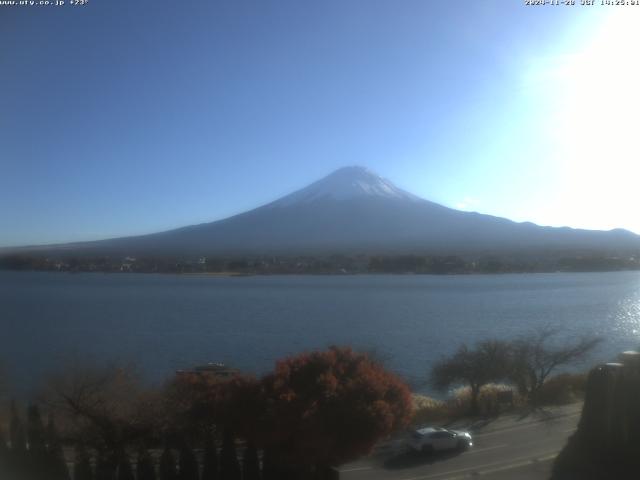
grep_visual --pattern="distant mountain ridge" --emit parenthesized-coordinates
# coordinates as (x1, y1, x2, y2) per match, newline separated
(5, 166, 640, 257)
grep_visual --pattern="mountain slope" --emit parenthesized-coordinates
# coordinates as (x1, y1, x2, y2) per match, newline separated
(7, 166, 640, 256)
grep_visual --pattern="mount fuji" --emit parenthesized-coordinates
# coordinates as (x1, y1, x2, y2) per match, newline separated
(9, 166, 640, 256)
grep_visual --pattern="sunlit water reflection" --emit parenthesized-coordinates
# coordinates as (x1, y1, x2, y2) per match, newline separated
(612, 290, 640, 340)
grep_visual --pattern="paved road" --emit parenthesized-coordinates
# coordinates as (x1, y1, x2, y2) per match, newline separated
(338, 404, 582, 480)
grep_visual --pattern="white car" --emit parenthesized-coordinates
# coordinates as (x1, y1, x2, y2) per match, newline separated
(407, 427, 473, 453)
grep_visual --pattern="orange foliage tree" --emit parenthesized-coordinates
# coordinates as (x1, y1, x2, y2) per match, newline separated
(257, 346, 413, 472)
(165, 347, 412, 477)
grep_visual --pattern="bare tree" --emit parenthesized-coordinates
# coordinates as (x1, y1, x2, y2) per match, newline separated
(431, 340, 511, 414)
(40, 361, 161, 452)
(508, 328, 601, 405)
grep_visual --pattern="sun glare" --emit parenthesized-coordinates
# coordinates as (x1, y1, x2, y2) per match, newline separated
(548, 10, 640, 233)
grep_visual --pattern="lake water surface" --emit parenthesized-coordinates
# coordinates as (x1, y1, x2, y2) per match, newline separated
(2, 270, 640, 395)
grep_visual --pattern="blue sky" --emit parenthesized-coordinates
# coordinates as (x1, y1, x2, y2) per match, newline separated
(1, 0, 637, 247)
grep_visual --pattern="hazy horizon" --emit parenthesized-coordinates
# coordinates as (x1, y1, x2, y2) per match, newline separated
(2, 1, 640, 247)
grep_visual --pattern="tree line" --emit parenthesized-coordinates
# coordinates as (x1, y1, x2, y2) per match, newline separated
(0, 332, 601, 479)
(0, 347, 413, 480)
(430, 328, 601, 414)
(2, 252, 639, 275)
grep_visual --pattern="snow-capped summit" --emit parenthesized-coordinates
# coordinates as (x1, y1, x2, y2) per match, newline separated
(271, 166, 421, 207)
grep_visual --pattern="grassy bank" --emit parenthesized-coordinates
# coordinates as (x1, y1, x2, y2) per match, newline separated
(411, 372, 588, 425)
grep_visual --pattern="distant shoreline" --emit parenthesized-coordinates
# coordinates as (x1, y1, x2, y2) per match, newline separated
(180, 271, 254, 277)
(2, 268, 640, 277)
(2, 251, 639, 276)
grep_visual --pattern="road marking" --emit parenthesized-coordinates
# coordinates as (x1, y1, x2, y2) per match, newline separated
(474, 412, 580, 438)
(340, 443, 509, 473)
(397, 450, 560, 480)
(340, 445, 509, 473)
(465, 443, 507, 454)
(439, 453, 559, 480)
(339, 466, 372, 473)
(475, 453, 557, 476)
